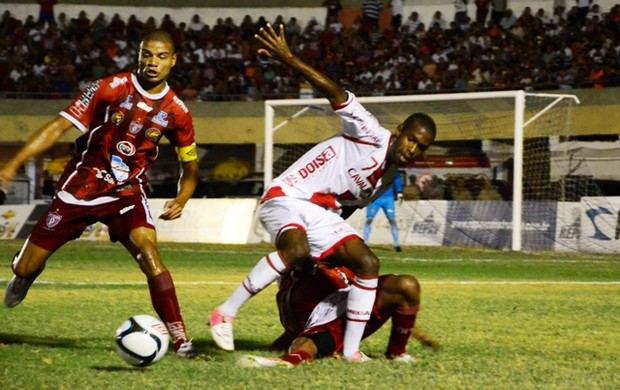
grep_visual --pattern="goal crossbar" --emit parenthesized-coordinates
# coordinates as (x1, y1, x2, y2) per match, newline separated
(264, 90, 580, 251)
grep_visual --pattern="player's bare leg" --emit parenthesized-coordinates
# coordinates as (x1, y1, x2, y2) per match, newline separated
(123, 227, 203, 359)
(4, 240, 50, 308)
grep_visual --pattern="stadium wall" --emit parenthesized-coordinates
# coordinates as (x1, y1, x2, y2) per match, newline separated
(2, 198, 619, 253)
(1, 88, 619, 144)
(4, 0, 619, 36)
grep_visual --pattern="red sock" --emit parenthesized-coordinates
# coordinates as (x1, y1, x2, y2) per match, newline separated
(148, 271, 188, 351)
(386, 305, 419, 357)
(282, 350, 314, 366)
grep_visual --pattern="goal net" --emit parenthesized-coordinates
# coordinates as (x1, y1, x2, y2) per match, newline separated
(263, 91, 616, 253)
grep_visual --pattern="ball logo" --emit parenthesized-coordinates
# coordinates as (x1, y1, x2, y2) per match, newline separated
(116, 141, 136, 156)
(145, 128, 162, 142)
(112, 111, 124, 125)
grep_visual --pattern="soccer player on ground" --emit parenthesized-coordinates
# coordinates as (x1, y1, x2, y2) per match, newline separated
(238, 262, 440, 368)
(0, 30, 203, 359)
(363, 172, 404, 252)
(209, 23, 437, 362)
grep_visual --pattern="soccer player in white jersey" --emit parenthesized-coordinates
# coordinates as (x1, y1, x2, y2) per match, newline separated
(209, 23, 436, 362)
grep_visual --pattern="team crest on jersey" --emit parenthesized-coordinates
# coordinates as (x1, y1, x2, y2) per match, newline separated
(116, 141, 136, 156)
(46, 210, 63, 229)
(120, 95, 134, 110)
(152, 111, 169, 127)
(128, 121, 143, 135)
(111, 111, 124, 125)
(145, 128, 162, 141)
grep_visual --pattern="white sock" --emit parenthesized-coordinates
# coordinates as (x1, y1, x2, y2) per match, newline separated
(219, 251, 288, 317)
(342, 275, 378, 359)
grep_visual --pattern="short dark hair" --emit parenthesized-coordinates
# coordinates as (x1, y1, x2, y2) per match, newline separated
(403, 113, 436, 139)
(141, 30, 176, 53)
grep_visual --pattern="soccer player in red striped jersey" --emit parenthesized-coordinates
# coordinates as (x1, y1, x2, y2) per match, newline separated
(209, 24, 436, 362)
(237, 262, 439, 367)
(1, 30, 203, 359)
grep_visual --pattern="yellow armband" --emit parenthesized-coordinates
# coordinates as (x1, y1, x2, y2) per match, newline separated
(177, 144, 198, 163)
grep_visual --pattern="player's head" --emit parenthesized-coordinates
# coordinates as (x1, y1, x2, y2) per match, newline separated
(137, 30, 177, 90)
(388, 113, 436, 167)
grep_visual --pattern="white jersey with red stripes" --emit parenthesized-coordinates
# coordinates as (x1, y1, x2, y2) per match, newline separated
(263, 92, 397, 211)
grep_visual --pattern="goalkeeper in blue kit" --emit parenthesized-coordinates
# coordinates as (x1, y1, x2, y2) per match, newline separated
(363, 172, 404, 251)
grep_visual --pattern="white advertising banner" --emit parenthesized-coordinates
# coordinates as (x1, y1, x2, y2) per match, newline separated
(78, 198, 259, 244)
(579, 197, 620, 254)
(0, 205, 35, 240)
(554, 202, 581, 252)
(346, 200, 446, 247)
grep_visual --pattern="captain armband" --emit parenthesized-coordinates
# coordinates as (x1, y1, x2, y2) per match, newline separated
(177, 144, 198, 163)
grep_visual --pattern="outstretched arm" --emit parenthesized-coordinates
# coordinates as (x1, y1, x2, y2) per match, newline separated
(255, 23, 348, 106)
(0, 115, 74, 190)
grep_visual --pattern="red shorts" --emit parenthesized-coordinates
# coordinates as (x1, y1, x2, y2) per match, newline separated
(29, 195, 155, 251)
(277, 271, 389, 355)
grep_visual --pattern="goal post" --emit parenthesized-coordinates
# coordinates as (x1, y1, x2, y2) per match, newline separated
(263, 90, 581, 251)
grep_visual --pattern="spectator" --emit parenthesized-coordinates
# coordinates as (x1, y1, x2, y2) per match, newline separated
(362, 0, 383, 28)
(322, 0, 343, 28)
(403, 11, 422, 36)
(491, 0, 507, 24)
(500, 9, 517, 30)
(477, 177, 503, 200)
(475, 0, 492, 25)
(422, 175, 446, 200)
(430, 11, 448, 30)
(576, 0, 592, 24)
(391, 0, 405, 31)
(454, 0, 469, 28)
(37, 0, 57, 27)
(451, 176, 473, 200)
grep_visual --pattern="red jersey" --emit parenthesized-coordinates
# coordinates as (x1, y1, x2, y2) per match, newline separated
(57, 73, 196, 200)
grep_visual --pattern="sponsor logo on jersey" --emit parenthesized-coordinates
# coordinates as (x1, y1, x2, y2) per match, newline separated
(348, 167, 371, 195)
(120, 95, 134, 110)
(152, 111, 169, 127)
(45, 210, 63, 229)
(128, 121, 143, 135)
(137, 101, 153, 112)
(173, 95, 189, 113)
(110, 76, 128, 88)
(111, 111, 124, 125)
(145, 128, 162, 141)
(116, 141, 136, 156)
(68, 80, 100, 118)
(119, 205, 136, 215)
(298, 146, 336, 179)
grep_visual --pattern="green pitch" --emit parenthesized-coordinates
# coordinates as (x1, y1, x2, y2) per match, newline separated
(1, 241, 618, 389)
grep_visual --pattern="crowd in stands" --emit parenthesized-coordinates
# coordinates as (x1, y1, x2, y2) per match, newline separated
(1, 3, 619, 101)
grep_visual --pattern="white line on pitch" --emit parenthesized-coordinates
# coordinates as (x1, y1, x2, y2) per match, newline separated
(0, 280, 618, 286)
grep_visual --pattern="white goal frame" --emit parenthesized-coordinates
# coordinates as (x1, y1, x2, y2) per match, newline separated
(264, 90, 580, 251)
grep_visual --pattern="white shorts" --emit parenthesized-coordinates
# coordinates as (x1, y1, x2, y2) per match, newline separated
(258, 197, 361, 260)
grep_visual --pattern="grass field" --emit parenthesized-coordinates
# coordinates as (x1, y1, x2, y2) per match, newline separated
(0, 240, 619, 390)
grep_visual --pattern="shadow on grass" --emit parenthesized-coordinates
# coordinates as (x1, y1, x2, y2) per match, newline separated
(0, 332, 92, 349)
(91, 365, 148, 371)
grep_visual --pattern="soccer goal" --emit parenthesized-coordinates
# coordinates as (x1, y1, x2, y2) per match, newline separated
(263, 91, 592, 252)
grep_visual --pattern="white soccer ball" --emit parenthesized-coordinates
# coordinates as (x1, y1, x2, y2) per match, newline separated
(114, 314, 170, 367)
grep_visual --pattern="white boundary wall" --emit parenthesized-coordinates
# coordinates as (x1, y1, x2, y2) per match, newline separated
(2, 197, 620, 253)
(5, 1, 618, 32)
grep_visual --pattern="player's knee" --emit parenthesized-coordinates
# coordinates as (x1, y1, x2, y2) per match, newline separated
(397, 275, 421, 302)
(351, 252, 380, 276)
(279, 244, 310, 268)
